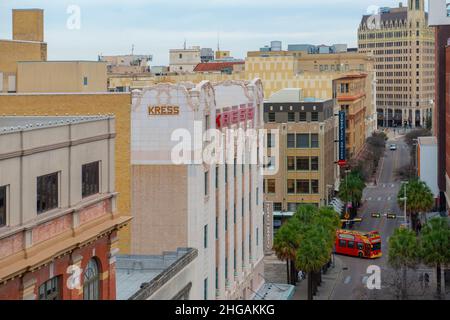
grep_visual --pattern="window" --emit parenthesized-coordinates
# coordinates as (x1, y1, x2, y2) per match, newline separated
(299, 112, 307, 122)
(83, 77, 88, 86)
(311, 157, 319, 171)
(37, 172, 59, 214)
(287, 157, 296, 171)
(204, 225, 208, 248)
(348, 241, 355, 249)
(215, 166, 219, 189)
(83, 259, 100, 300)
(287, 180, 295, 194)
(225, 210, 228, 231)
(357, 243, 364, 250)
(215, 268, 219, 290)
(311, 134, 319, 148)
(267, 133, 275, 148)
(179, 53, 183, 59)
(311, 180, 319, 194)
(296, 180, 310, 194)
(296, 134, 309, 148)
(82, 162, 100, 198)
(296, 157, 309, 171)
(0, 186, 6, 227)
(287, 203, 298, 212)
(256, 228, 259, 246)
(225, 165, 228, 184)
(340, 83, 349, 93)
(215, 217, 218, 240)
(311, 112, 319, 122)
(288, 112, 295, 122)
(204, 278, 208, 300)
(268, 112, 276, 122)
(273, 203, 282, 211)
(339, 240, 346, 247)
(38, 276, 61, 300)
(204, 171, 209, 196)
(267, 180, 276, 193)
(287, 134, 295, 148)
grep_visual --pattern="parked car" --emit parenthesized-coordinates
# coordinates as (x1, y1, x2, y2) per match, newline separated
(389, 144, 397, 151)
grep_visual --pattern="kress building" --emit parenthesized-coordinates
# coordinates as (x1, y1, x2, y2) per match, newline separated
(130, 79, 266, 300)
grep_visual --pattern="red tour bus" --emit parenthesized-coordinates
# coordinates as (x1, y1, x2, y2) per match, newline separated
(335, 230, 382, 259)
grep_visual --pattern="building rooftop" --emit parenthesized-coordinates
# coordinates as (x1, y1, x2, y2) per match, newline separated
(0, 115, 114, 134)
(116, 248, 197, 300)
(253, 283, 295, 300)
(417, 136, 437, 146)
(194, 61, 244, 72)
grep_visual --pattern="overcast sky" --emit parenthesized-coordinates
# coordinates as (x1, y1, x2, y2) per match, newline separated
(0, 0, 413, 65)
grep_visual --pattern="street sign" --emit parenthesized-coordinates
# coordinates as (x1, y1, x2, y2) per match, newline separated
(339, 111, 347, 164)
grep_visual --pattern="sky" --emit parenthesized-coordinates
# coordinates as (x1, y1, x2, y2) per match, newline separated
(0, 0, 415, 65)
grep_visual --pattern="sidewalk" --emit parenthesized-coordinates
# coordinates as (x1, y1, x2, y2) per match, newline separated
(293, 255, 344, 300)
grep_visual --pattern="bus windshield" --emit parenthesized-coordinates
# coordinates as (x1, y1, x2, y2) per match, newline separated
(372, 243, 381, 251)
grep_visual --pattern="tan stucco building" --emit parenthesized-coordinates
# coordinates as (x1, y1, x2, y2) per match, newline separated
(358, 0, 435, 128)
(0, 9, 47, 93)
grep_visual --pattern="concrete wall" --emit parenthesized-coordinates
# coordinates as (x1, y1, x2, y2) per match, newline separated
(0, 93, 132, 253)
(17, 62, 107, 93)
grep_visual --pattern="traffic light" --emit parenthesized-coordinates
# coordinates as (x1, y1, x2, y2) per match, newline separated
(371, 213, 381, 218)
(387, 213, 397, 219)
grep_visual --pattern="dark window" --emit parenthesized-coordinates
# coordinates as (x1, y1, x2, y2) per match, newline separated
(273, 203, 282, 211)
(299, 112, 307, 121)
(287, 180, 295, 194)
(297, 134, 310, 148)
(204, 171, 209, 196)
(0, 186, 6, 227)
(372, 243, 381, 251)
(296, 157, 310, 171)
(204, 278, 208, 300)
(311, 134, 319, 148)
(37, 172, 59, 214)
(296, 180, 310, 194)
(225, 165, 228, 184)
(311, 180, 319, 194)
(204, 225, 208, 248)
(38, 276, 61, 300)
(267, 180, 275, 193)
(267, 133, 275, 148)
(215, 216, 218, 240)
(348, 241, 355, 249)
(82, 162, 100, 198)
(287, 134, 295, 148)
(357, 243, 364, 250)
(83, 77, 88, 86)
(268, 113, 276, 122)
(215, 268, 219, 290)
(215, 166, 219, 189)
(83, 259, 100, 300)
(311, 112, 319, 122)
(339, 240, 346, 247)
(287, 157, 296, 171)
(288, 112, 295, 122)
(225, 210, 228, 231)
(311, 157, 319, 171)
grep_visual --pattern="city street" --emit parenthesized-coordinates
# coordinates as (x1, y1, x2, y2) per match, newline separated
(330, 130, 412, 300)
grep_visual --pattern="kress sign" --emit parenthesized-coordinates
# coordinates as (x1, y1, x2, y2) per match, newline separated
(148, 105, 180, 116)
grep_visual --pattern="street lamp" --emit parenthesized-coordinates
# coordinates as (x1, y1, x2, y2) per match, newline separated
(400, 181, 409, 229)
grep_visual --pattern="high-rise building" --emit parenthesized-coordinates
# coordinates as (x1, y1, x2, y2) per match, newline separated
(263, 89, 337, 213)
(130, 80, 265, 300)
(358, 0, 435, 128)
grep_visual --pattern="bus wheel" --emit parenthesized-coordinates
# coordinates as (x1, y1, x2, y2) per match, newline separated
(358, 252, 363, 258)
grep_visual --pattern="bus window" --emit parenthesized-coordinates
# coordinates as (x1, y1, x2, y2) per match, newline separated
(357, 243, 364, 250)
(372, 243, 381, 251)
(348, 241, 355, 249)
(339, 240, 346, 247)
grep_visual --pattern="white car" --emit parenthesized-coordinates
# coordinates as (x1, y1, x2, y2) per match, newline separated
(389, 144, 397, 151)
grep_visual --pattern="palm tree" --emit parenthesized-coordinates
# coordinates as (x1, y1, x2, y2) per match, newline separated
(388, 228, 420, 299)
(420, 217, 450, 299)
(339, 172, 365, 219)
(295, 228, 332, 300)
(273, 220, 300, 285)
(397, 179, 434, 231)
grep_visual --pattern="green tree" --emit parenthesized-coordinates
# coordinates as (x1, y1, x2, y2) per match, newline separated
(273, 219, 301, 285)
(339, 171, 365, 217)
(397, 179, 434, 230)
(420, 217, 450, 299)
(295, 228, 331, 300)
(388, 228, 420, 299)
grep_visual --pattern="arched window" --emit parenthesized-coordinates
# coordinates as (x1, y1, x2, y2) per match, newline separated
(83, 258, 100, 300)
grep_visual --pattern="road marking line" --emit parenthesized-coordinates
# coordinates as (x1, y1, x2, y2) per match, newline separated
(344, 276, 352, 284)
(387, 197, 392, 201)
(378, 197, 382, 201)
